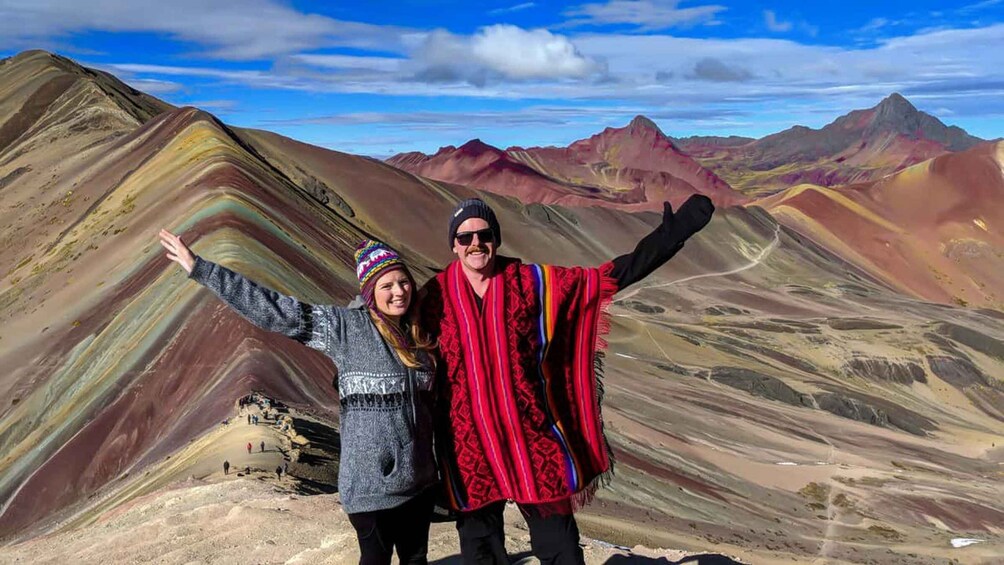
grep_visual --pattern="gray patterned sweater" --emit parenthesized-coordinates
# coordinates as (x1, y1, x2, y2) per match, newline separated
(188, 256, 437, 514)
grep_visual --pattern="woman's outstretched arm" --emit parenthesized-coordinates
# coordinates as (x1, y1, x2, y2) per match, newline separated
(158, 229, 328, 350)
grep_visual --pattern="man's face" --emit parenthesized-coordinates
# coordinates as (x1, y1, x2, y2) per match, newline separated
(452, 217, 497, 273)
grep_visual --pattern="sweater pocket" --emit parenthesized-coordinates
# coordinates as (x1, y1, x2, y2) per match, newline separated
(381, 438, 416, 496)
(341, 440, 404, 503)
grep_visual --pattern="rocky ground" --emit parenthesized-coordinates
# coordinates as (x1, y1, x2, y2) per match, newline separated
(0, 397, 749, 564)
(0, 477, 752, 565)
(3, 395, 999, 564)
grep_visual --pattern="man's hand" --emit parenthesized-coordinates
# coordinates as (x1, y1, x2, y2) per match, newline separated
(661, 201, 676, 229)
(663, 194, 714, 239)
(609, 194, 715, 289)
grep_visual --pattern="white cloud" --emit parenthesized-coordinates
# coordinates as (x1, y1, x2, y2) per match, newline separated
(88, 21, 1004, 128)
(959, 0, 1004, 13)
(800, 22, 820, 37)
(102, 63, 319, 90)
(121, 77, 184, 94)
(764, 10, 793, 33)
(858, 18, 890, 33)
(291, 54, 404, 73)
(489, 3, 537, 15)
(95, 24, 600, 90)
(0, 0, 410, 60)
(878, 23, 1004, 50)
(262, 105, 747, 135)
(410, 25, 605, 83)
(562, 0, 726, 31)
(186, 100, 239, 111)
(575, 24, 1004, 87)
(556, 24, 1004, 116)
(688, 57, 753, 82)
(472, 26, 603, 79)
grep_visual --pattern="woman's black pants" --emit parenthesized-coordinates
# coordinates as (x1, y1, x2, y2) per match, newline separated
(347, 489, 435, 565)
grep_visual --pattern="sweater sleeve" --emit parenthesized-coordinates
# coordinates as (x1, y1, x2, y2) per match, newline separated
(607, 224, 686, 291)
(188, 255, 334, 353)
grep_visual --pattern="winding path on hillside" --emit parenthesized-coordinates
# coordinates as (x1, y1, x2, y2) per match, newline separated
(615, 223, 782, 304)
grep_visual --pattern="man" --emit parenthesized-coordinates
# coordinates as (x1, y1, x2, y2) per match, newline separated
(422, 195, 714, 565)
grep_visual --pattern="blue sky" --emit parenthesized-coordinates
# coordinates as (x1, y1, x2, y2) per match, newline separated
(1, 1, 1002, 157)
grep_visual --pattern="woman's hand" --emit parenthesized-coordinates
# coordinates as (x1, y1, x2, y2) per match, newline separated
(158, 229, 196, 274)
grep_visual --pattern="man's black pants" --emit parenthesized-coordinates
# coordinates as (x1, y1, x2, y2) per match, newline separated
(456, 501, 584, 565)
(347, 489, 435, 565)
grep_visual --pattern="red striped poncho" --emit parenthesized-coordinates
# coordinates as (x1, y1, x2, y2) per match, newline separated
(422, 256, 619, 511)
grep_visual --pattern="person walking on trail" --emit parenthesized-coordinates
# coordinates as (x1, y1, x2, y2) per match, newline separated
(247, 413, 251, 425)
(260, 440, 265, 453)
(223, 460, 230, 475)
(421, 195, 715, 565)
(276, 465, 283, 480)
(159, 230, 440, 565)
(246, 442, 252, 455)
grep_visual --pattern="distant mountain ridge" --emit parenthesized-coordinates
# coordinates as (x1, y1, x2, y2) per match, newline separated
(387, 115, 747, 211)
(671, 134, 754, 148)
(673, 93, 986, 193)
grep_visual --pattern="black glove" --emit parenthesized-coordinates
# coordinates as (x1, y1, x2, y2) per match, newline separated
(662, 194, 714, 242)
(609, 194, 716, 290)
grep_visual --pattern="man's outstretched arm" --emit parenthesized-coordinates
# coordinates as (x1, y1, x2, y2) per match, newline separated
(608, 194, 715, 290)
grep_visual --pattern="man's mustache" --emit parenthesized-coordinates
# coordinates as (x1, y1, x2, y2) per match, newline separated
(466, 245, 489, 254)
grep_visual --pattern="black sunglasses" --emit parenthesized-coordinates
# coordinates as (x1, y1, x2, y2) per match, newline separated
(455, 228, 495, 246)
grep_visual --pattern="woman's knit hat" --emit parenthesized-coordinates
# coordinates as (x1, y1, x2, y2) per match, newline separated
(355, 240, 405, 300)
(354, 240, 413, 355)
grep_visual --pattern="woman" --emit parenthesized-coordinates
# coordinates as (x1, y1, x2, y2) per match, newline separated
(158, 229, 438, 565)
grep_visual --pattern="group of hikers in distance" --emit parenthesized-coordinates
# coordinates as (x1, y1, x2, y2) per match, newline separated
(158, 194, 714, 565)
(222, 460, 284, 479)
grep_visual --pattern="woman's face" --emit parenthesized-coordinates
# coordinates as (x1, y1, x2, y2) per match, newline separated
(373, 268, 412, 320)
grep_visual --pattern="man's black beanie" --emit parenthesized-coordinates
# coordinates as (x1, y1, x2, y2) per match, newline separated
(448, 198, 502, 248)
